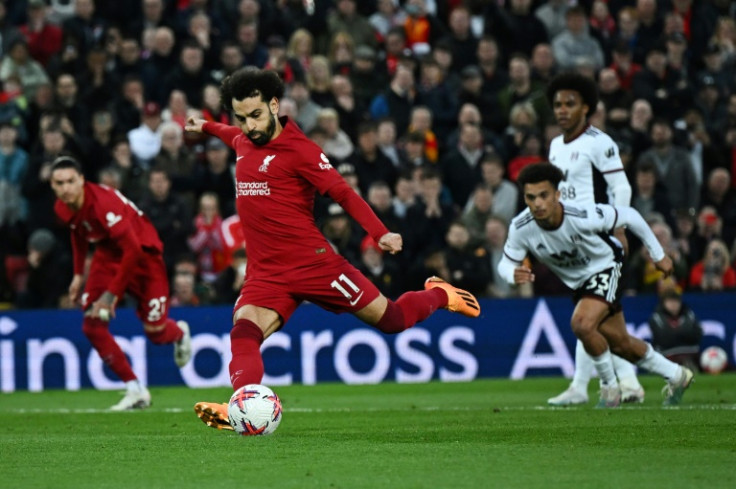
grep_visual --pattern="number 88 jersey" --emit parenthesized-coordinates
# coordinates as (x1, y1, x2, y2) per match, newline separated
(547, 125, 624, 205)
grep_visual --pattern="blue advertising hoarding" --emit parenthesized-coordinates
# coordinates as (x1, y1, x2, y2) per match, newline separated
(0, 294, 733, 392)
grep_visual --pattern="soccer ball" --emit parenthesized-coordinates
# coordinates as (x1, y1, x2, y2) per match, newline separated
(700, 346, 728, 375)
(228, 384, 282, 436)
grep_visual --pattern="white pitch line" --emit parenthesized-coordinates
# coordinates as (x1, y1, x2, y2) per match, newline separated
(4, 404, 736, 414)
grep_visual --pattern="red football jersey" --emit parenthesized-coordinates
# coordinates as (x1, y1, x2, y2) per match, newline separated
(54, 182, 163, 297)
(203, 118, 388, 274)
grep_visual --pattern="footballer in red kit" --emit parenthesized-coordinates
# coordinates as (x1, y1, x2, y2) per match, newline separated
(50, 156, 192, 411)
(186, 68, 482, 432)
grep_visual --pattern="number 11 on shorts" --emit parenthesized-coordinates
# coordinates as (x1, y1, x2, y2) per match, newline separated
(330, 273, 363, 306)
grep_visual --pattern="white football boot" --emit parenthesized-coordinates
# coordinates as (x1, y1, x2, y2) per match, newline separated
(174, 321, 192, 367)
(547, 385, 589, 406)
(662, 367, 694, 406)
(595, 383, 621, 408)
(110, 385, 152, 411)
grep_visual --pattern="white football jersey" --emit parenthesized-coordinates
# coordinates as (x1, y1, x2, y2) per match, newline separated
(503, 203, 625, 289)
(548, 126, 625, 204)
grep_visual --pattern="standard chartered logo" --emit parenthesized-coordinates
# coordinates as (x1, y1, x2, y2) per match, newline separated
(236, 181, 271, 196)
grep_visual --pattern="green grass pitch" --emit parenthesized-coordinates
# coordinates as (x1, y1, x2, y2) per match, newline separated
(1, 375, 734, 489)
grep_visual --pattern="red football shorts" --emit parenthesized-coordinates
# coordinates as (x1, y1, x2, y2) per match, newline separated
(82, 251, 171, 325)
(234, 254, 381, 324)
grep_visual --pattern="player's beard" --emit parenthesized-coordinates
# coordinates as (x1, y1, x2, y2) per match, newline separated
(247, 113, 277, 146)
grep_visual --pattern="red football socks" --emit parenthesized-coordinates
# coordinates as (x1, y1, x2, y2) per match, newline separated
(229, 319, 265, 390)
(376, 288, 448, 333)
(145, 318, 184, 344)
(82, 317, 137, 382)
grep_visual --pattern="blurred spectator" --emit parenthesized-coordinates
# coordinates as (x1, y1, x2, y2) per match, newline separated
(689, 238, 736, 291)
(624, 221, 689, 295)
(637, 118, 699, 213)
(631, 160, 674, 229)
(392, 171, 416, 220)
(327, 0, 377, 52)
(366, 180, 403, 234)
(161, 41, 214, 108)
(461, 184, 493, 248)
(497, 53, 550, 132)
(632, 0, 663, 64)
(84, 109, 115, 180)
(113, 37, 144, 82)
(140, 27, 177, 101)
(484, 215, 532, 298)
(196, 137, 236, 217)
(439, 5, 477, 73)
(535, 0, 569, 40)
(507, 130, 545, 185)
(53, 73, 88, 141)
(551, 6, 604, 72)
(61, 0, 107, 58)
(589, 1, 616, 44)
(0, 120, 28, 256)
(370, 60, 418, 140)
(328, 31, 355, 75)
(357, 235, 403, 300)
(131, 0, 175, 43)
(128, 101, 163, 167)
(476, 35, 509, 98)
(504, 101, 539, 165)
(211, 247, 246, 305)
(138, 168, 194, 274)
(19, 0, 63, 67)
(485, 0, 549, 60)
(330, 74, 363, 142)
(530, 42, 558, 85)
(649, 288, 702, 372)
(200, 83, 229, 126)
(107, 136, 147, 204)
(286, 28, 314, 74)
(185, 11, 221, 71)
(631, 43, 692, 121)
(440, 122, 485, 209)
(457, 64, 499, 133)
(0, 37, 50, 100)
(402, 0, 445, 57)
(264, 34, 304, 85)
(673, 207, 698, 268)
(348, 122, 398, 195)
(479, 153, 518, 223)
(306, 55, 335, 109)
(170, 271, 201, 307)
(188, 192, 229, 283)
(113, 75, 146, 134)
(288, 79, 321, 135)
(15, 228, 71, 309)
(316, 107, 353, 161)
(700, 168, 736, 246)
(210, 42, 244, 84)
(404, 167, 456, 265)
(162, 89, 197, 129)
(235, 20, 267, 69)
(321, 202, 362, 267)
(678, 108, 724, 188)
(443, 220, 491, 297)
(376, 117, 401, 168)
(407, 105, 439, 162)
(416, 59, 457, 143)
(598, 67, 633, 129)
(369, 0, 407, 42)
(351, 44, 387, 111)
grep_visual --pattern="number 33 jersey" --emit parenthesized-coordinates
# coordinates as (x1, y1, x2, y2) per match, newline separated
(504, 203, 624, 290)
(548, 126, 624, 204)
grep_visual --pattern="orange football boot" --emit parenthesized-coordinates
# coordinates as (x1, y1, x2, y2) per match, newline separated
(424, 276, 481, 318)
(194, 401, 233, 431)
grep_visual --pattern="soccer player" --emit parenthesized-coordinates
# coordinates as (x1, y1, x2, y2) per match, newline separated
(185, 67, 480, 431)
(545, 72, 644, 406)
(498, 163, 693, 407)
(50, 157, 192, 411)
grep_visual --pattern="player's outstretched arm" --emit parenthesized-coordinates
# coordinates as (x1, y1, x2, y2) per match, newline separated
(185, 116, 206, 133)
(68, 274, 84, 303)
(614, 206, 666, 263)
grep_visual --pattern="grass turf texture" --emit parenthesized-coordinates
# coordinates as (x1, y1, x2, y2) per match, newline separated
(1, 375, 734, 489)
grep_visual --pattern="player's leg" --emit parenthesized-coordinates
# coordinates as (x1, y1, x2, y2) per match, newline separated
(548, 340, 592, 406)
(598, 313, 693, 406)
(82, 262, 150, 410)
(570, 297, 621, 407)
(612, 354, 645, 403)
(132, 255, 190, 367)
(195, 281, 295, 431)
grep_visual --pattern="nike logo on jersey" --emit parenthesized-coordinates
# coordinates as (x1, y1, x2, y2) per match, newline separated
(259, 154, 276, 172)
(106, 212, 122, 228)
(349, 291, 364, 306)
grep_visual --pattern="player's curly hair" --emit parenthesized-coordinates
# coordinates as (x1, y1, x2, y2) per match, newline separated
(220, 67, 285, 111)
(517, 162, 564, 189)
(546, 72, 599, 118)
(49, 154, 83, 174)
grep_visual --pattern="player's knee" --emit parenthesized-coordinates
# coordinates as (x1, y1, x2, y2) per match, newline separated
(144, 323, 168, 344)
(570, 315, 595, 339)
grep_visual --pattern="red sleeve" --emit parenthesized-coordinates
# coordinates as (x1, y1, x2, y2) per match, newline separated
(202, 122, 243, 149)
(327, 180, 390, 243)
(70, 232, 88, 276)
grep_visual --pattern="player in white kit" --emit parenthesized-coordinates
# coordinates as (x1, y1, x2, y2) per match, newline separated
(545, 72, 644, 406)
(499, 163, 694, 407)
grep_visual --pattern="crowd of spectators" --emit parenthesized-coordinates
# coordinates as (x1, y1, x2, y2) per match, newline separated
(1, 0, 735, 311)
